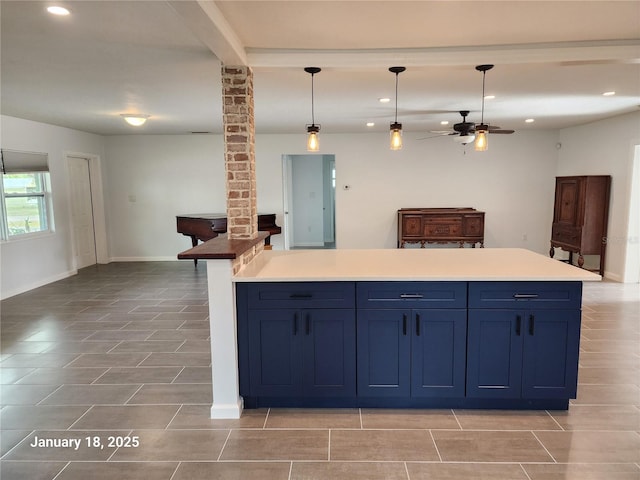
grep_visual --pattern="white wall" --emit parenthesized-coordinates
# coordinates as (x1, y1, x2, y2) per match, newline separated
(103, 130, 561, 258)
(256, 130, 560, 252)
(557, 111, 640, 282)
(103, 134, 226, 260)
(0, 115, 105, 299)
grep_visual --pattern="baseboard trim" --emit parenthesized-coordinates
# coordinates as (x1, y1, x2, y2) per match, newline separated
(1, 268, 77, 300)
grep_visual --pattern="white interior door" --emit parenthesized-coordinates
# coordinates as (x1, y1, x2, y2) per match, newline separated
(68, 156, 97, 268)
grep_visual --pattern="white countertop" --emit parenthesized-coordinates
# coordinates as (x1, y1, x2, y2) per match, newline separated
(232, 248, 602, 282)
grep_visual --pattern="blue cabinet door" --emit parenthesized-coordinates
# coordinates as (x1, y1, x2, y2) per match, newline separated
(302, 309, 356, 397)
(468, 309, 581, 400)
(467, 310, 523, 398)
(247, 308, 356, 398)
(411, 309, 467, 397)
(247, 309, 301, 397)
(521, 309, 581, 399)
(357, 309, 411, 397)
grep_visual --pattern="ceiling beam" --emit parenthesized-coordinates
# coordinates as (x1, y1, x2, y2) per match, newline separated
(247, 40, 640, 69)
(168, 0, 247, 66)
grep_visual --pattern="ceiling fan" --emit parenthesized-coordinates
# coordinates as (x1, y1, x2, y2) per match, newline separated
(427, 64, 515, 148)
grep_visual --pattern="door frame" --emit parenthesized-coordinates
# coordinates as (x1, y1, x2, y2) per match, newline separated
(65, 152, 108, 266)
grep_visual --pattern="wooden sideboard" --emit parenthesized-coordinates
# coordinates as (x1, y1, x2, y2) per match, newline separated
(398, 208, 485, 248)
(549, 175, 611, 276)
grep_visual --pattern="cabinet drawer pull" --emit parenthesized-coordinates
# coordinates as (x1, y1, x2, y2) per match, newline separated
(516, 315, 522, 336)
(415, 313, 421, 336)
(513, 293, 539, 299)
(529, 314, 535, 335)
(293, 313, 298, 335)
(402, 314, 407, 336)
(400, 294, 423, 299)
(289, 293, 313, 299)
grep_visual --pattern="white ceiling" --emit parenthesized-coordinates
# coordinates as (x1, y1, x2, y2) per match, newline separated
(1, 1, 639, 136)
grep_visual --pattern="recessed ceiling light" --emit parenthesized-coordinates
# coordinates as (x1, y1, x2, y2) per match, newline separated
(47, 6, 70, 16)
(484, 95, 495, 100)
(602, 91, 616, 96)
(120, 114, 150, 126)
(440, 121, 449, 125)
(378, 98, 391, 103)
(525, 118, 535, 123)
(366, 122, 375, 127)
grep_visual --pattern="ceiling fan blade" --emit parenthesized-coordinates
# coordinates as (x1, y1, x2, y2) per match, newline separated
(428, 130, 455, 135)
(417, 134, 452, 140)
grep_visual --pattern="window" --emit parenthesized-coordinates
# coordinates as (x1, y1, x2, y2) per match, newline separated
(1, 149, 52, 239)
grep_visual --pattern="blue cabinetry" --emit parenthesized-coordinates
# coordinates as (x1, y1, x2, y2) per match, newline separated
(356, 282, 467, 398)
(237, 282, 356, 406)
(236, 280, 582, 409)
(467, 282, 582, 401)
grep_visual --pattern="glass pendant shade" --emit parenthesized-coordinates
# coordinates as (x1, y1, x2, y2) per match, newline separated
(475, 127, 488, 151)
(390, 122, 403, 150)
(307, 125, 320, 152)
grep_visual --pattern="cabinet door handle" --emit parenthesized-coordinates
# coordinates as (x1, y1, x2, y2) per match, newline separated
(415, 313, 421, 336)
(305, 314, 311, 335)
(513, 293, 539, 299)
(529, 314, 535, 335)
(402, 314, 407, 335)
(400, 293, 423, 299)
(293, 313, 298, 335)
(516, 315, 522, 336)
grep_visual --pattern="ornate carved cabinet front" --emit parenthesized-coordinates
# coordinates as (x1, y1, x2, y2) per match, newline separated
(398, 208, 485, 248)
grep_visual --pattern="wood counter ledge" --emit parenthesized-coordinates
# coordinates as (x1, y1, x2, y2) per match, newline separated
(177, 232, 268, 260)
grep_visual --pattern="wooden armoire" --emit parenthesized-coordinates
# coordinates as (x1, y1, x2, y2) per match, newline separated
(549, 175, 611, 276)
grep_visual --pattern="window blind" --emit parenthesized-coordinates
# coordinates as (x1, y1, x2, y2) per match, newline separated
(1, 149, 49, 173)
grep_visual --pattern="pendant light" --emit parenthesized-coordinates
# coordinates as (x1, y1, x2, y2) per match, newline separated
(389, 66, 406, 150)
(304, 67, 321, 152)
(474, 64, 493, 152)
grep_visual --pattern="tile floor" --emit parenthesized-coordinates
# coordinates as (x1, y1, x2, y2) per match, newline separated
(1, 261, 638, 479)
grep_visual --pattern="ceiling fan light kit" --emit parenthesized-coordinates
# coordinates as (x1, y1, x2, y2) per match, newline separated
(389, 66, 406, 150)
(304, 67, 321, 152)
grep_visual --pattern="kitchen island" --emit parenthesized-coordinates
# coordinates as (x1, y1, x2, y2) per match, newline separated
(178, 244, 600, 418)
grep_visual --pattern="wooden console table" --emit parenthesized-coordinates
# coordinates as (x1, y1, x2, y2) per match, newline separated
(398, 208, 485, 248)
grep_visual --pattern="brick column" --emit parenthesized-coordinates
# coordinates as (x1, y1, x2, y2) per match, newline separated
(221, 65, 258, 240)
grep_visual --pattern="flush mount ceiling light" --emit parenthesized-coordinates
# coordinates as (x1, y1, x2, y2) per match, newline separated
(304, 67, 321, 152)
(120, 114, 150, 126)
(47, 6, 70, 15)
(389, 66, 406, 151)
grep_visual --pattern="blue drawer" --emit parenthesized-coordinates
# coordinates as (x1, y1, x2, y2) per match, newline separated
(468, 282, 582, 309)
(356, 282, 467, 309)
(244, 282, 355, 309)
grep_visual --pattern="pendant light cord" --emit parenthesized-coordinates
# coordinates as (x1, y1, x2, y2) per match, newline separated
(480, 71, 486, 125)
(394, 72, 399, 123)
(311, 72, 316, 126)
